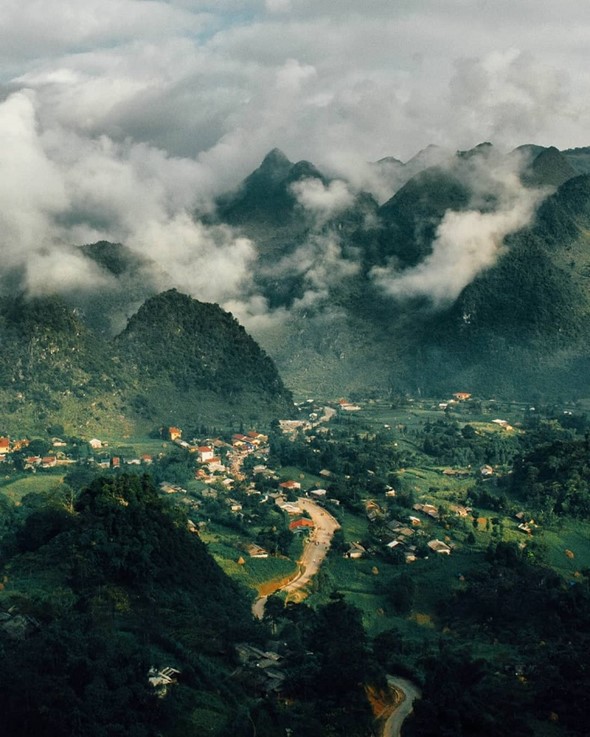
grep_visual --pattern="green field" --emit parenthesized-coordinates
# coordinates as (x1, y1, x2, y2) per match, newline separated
(0, 474, 65, 503)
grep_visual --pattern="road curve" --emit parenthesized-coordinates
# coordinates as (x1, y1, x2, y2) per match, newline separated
(382, 676, 422, 737)
(253, 497, 340, 618)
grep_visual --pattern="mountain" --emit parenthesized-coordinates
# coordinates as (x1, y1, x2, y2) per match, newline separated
(376, 165, 471, 267)
(75, 240, 166, 336)
(522, 146, 578, 188)
(0, 473, 259, 736)
(115, 289, 293, 424)
(0, 289, 293, 435)
(562, 146, 590, 174)
(208, 148, 590, 400)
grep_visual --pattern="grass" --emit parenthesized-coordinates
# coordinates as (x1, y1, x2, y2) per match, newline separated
(0, 474, 65, 504)
(277, 466, 325, 489)
(200, 521, 299, 595)
(542, 518, 590, 577)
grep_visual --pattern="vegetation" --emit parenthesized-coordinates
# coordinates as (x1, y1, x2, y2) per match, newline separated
(0, 474, 259, 737)
(0, 288, 293, 436)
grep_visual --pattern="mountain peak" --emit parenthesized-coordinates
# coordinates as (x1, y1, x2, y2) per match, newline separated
(524, 146, 577, 188)
(259, 148, 292, 173)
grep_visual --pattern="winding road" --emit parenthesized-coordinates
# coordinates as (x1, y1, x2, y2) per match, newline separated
(382, 676, 422, 737)
(251, 498, 420, 737)
(252, 497, 340, 618)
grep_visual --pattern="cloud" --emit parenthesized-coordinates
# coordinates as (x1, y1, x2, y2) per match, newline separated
(0, 0, 589, 331)
(0, 89, 259, 310)
(290, 177, 355, 220)
(371, 154, 547, 305)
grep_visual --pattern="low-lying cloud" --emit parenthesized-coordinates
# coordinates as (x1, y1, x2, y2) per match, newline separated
(1, 0, 589, 336)
(371, 154, 547, 305)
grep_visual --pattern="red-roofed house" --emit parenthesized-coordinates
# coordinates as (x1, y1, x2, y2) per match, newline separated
(168, 427, 182, 441)
(279, 480, 301, 491)
(0, 438, 11, 454)
(197, 446, 215, 463)
(289, 518, 315, 532)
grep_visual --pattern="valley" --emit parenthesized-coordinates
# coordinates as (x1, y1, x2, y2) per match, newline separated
(2, 389, 590, 735)
(2, 143, 590, 736)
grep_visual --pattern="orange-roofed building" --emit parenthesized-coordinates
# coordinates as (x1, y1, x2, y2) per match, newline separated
(289, 518, 315, 532)
(0, 437, 11, 454)
(197, 446, 215, 462)
(279, 480, 301, 491)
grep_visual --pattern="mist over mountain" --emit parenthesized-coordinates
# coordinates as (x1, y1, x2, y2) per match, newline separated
(2, 139, 590, 404)
(199, 142, 590, 399)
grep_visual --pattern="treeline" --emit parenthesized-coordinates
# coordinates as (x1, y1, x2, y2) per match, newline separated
(512, 436, 590, 518)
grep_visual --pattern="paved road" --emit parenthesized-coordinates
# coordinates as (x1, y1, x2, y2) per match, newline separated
(383, 676, 422, 737)
(253, 497, 340, 618)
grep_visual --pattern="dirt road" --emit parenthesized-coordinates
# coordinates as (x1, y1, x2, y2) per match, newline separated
(382, 676, 422, 737)
(252, 497, 340, 618)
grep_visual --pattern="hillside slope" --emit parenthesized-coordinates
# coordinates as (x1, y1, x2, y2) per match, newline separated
(0, 290, 293, 435)
(214, 149, 590, 399)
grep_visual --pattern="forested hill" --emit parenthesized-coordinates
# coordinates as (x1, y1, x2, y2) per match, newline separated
(0, 474, 259, 737)
(0, 289, 293, 435)
(115, 289, 294, 417)
(206, 145, 590, 399)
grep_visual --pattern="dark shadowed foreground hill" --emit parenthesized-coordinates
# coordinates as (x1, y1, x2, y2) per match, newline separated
(0, 474, 259, 737)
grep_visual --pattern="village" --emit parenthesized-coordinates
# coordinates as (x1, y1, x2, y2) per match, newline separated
(0, 391, 543, 579)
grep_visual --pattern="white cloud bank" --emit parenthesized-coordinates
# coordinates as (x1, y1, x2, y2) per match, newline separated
(371, 155, 547, 305)
(0, 0, 588, 316)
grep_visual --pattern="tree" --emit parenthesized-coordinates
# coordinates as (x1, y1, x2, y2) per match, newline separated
(387, 572, 416, 614)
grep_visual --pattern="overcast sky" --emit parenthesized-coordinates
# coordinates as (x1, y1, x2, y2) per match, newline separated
(2, 1, 589, 180)
(0, 0, 589, 307)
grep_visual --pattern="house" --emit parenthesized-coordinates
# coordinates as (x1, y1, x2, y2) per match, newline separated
(413, 503, 439, 519)
(409, 515, 421, 527)
(492, 419, 513, 431)
(88, 438, 103, 450)
(41, 456, 57, 468)
(246, 544, 269, 558)
(344, 542, 367, 559)
(275, 498, 302, 515)
(309, 488, 327, 498)
(197, 446, 215, 463)
(427, 539, 452, 555)
(111, 457, 121, 469)
(480, 464, 494, 477)
(289, 518, 315, 532)
(141, 454, 153, 464)
(0, 438, 11, 455)
(52, 438, 67, 447)
(148, 666, 180, 698)
(453, 392, 472, 401)
(279, 480, 301, 492)
(205, 457, 225, 473)
(247, 431, 268, 446)
(337, 399, 361, 412)
(168, 427, 182, 441)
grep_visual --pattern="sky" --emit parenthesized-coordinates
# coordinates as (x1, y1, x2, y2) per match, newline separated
(0, 0, 589, 314)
